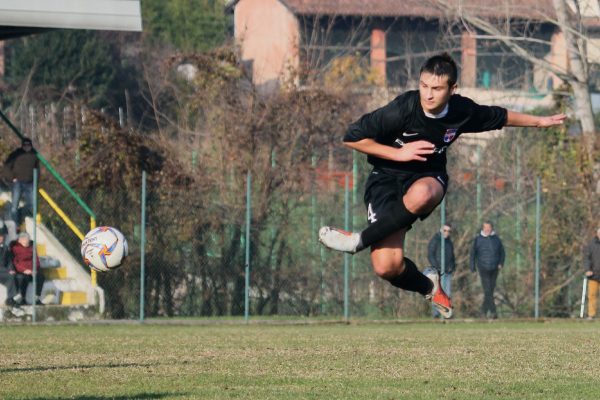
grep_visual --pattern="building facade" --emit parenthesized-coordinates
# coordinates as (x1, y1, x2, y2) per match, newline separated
(228, 0, 600, 101)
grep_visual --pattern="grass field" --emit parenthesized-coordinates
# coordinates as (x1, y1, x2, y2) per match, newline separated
(1, 320, 599, 399)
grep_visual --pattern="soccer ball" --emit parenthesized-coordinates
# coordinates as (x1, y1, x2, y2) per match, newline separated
(81, 226, 128, 272)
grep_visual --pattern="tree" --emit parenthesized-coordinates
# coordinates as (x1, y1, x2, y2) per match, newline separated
(143, 0, 229, 52)
(433, 0, 597, 161)
(6, 30, 128, 107)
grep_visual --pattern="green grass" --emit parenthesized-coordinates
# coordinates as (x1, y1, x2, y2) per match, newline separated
(0, 320, 599, 399)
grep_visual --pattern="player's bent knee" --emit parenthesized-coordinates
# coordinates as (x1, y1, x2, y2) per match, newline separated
(406, 182, 442, 213)
(371, 257, 405, 280)
(409, 183, 436, 204)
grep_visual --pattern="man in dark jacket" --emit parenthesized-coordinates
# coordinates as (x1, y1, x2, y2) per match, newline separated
(583, 228, 600, 319)
(428, 224, 455, 317)
(470, 221, 505, 319)
(4, 137, 39, 223)
(0, 226, 17, 306)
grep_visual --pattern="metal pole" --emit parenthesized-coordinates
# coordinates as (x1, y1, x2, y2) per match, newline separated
(191, 150, 197, 170)
(118, 107, 125, 128)
(32, 169, 38, 322)
(90, 218, 97, 288)
(343, 175, 350, 321)
(311, 155, 317, 273)
(534, 177, 541, 319)
(320, 216, 326, 315)
(515, 146, 521, 272)
(580, 277, 588, 318)
(476, 145, 482, 224)
(140, 170, 146, 322)
(440, 198, 446, 276)
(352, 151, 358, 276)
(244, 171, 251, 322)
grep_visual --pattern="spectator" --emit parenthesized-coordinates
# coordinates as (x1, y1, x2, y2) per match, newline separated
(427, 223, 455, 317)
(470, 221, 505, 319)
(583, 228, 600, 320)
(4, 137, 39, 224)
(0, 226, 17, 306)
(11, 232, 44, 305)
(0, 218, 17, 245)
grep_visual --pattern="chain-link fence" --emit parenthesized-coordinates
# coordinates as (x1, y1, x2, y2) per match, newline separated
(25, 145, 587, 322)
(0, 104, 591, 322)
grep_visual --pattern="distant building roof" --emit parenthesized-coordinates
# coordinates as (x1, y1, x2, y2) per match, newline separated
(227, 0, 556, 20)
(0, 0, 142, 39)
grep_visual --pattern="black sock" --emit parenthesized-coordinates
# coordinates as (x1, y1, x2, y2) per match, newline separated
(359, 199, 419, 248)
(387, 258, 433, 296)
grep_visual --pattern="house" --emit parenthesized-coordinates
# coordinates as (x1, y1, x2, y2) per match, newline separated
(227, 0, 600, 103)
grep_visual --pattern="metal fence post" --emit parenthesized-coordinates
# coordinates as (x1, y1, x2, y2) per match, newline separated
(140, 170, 147, 322)
(32, 168, 38, 323)
(534, 177, 541, 319)
(476, 144, 482, 224)
(244, 171, 251, 323)
(580, 277, 588, 318)
(343, 175, 349, 321)
(440, 198, 446, 276)
(515, 146, 522, 272)
(352, 151, 358, 277)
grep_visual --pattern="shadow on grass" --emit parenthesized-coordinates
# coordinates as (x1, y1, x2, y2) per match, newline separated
(0, 362, 158, 373)
(24, 394, 187, 400)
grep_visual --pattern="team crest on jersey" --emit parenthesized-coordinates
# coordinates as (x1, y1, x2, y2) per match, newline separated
(443, 128, 458, 143)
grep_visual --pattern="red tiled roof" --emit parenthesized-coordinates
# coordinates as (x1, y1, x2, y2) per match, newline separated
(278, 0, 556, 20)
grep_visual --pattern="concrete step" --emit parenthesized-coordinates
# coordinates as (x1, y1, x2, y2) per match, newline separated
(36, 243, 46, 256)
(59, 291, 88, 305)
(0, 304, 100, 322)
(42, 266, 68, 280)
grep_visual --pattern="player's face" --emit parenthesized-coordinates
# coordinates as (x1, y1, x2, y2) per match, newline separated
(442, 225, 451, 239)
(482, 223, 493, 236)
(419, 72, 456, 114)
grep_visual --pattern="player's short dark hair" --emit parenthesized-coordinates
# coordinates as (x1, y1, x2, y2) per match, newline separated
(420, 53, 458, 87)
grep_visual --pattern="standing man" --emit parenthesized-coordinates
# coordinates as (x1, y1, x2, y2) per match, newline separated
(582, 228, 600, 320)
(428, 223, 455, 317)
(470, 221, 505, 319)
(4, 137, 39, 224)
(318, 53, 565, 318)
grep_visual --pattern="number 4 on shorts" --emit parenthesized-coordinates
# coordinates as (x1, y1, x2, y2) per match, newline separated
(367, 203, 377, 223)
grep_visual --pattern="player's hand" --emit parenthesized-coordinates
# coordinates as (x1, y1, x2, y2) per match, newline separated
(585, 271, 594, 277)
(537, 114, 567, 128)
(23, 269, 32, 275)
(395, 140, 435, 162)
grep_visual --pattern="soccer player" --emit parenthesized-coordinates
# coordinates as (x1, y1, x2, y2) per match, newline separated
(318, 53, 566, 318)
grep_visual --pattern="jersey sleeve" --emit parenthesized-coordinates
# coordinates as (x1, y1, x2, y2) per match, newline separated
(461, 97, 508, 133)
(344, 92, 413, 143)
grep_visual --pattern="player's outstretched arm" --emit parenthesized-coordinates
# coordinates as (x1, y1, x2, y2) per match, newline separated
(344, 138, 435, 162)
(506, 111, 567, 128)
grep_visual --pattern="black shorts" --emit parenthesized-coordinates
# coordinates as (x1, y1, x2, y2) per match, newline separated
(363, 168, 449, 225)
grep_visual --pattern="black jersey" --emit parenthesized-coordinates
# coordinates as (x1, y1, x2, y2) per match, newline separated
(344, 90, 507, 173)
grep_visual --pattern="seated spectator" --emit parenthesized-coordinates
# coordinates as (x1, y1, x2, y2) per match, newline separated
(11, 232, 44, 305)
(0, 226, 17, 306)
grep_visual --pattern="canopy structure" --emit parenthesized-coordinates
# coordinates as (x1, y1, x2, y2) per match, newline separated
(0, 0, 142, 39)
